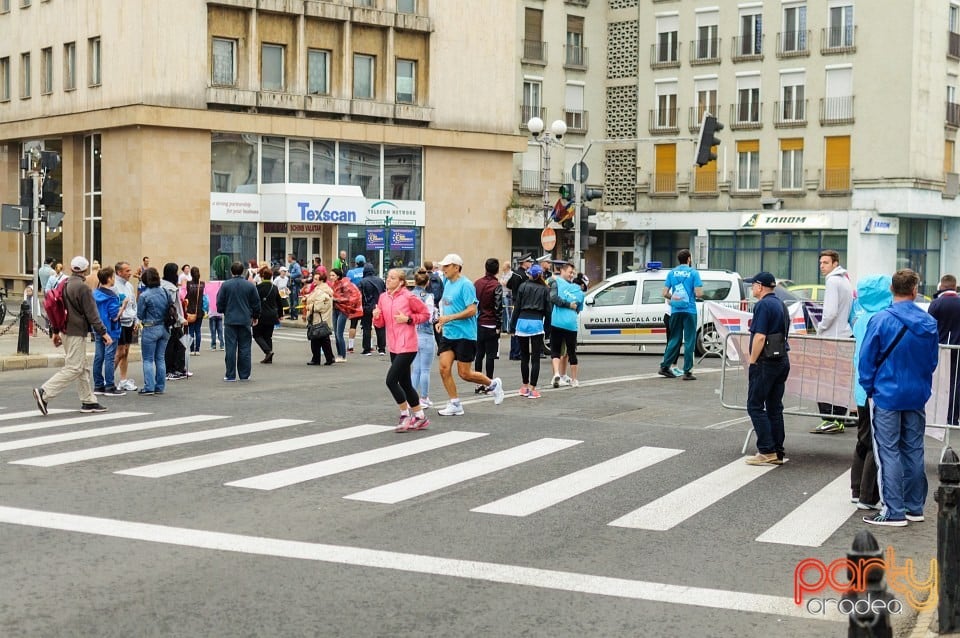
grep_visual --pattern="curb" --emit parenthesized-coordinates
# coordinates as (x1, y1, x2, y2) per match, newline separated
(0, 347, 141, 372)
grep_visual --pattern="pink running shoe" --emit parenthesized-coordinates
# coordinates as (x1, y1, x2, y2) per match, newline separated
(527, 389, 542, 399)
(396, 415, 412, 433)
(519, 387, 531, 398)
(407, 415, 430, 431)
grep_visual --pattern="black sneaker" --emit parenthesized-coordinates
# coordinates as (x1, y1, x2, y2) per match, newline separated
(93, 387, 106, 395)
(137, 389, 155, 396)
(80, 402, 108, 413)
(102, 386, 127, 397)
(474, 384, 488, 394)
(682, 372, 697, 381)
(658, 367, 677, 379)
(863, 513, 907, 527)
(32, 387, 48, 416)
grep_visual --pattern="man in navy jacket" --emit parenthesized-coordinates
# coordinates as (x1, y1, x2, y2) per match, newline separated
(217, 261, 261, 381)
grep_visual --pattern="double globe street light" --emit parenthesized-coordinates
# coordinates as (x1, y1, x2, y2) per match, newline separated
(527, 117, 568, 227)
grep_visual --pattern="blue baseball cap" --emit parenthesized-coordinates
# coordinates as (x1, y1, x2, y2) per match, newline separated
(355, 255, 366, 265)
(528, 264, 544, 278)
(744, 272, 776, 288)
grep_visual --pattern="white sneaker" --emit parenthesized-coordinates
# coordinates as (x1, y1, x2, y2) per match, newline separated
(489, 377, 504, 405)
(120, 379, 138, 391)
(561, 375, 572, 386)
(438, 402, 465, 416)
(420, 397, 433, 408)
(570, 379, 579, 388)
(551, 374, 561, 388)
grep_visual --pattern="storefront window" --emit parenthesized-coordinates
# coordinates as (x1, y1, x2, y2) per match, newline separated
(261, 136, 285, 184)
(288, 138, 310, 184)
(210, 221, 257, 280)
(337, 225, 422, 278)
(897, 218, 941, 295)
(312, 139, 336, 185)
(383, 145, 422, 200)
(211, 133, 257, 193)
(339, 142, 381, 198)
(708, 230, 846, 283)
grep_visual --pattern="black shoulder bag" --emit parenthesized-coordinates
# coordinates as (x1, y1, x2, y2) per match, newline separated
(761, 300, 791, 359)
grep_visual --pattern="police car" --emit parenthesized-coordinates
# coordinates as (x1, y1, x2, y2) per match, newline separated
(576, 263, 747, 355)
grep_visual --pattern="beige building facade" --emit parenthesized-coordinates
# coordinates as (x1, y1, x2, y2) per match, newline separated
(0, 0, 524, 294)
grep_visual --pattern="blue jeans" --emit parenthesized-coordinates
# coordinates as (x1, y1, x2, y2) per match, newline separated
(411, 330, 436, 398)
(224, 323, 253, 380)
(93, 335, 118, 389)
(871, 406, 928, 520)
(747, 358, 790, 457)
(333, 309, 348, 358)
(289, 284, 301, 318)
(188, 317, 204, 353)
(208, 316, 224, 348)
(140, 325, 170, 393)
(661, 312, 697, 373)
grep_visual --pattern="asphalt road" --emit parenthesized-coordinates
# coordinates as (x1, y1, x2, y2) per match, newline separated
(0, 331, 937, 637)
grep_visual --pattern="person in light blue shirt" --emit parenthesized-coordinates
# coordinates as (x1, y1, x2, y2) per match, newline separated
(658, 249, 702, 380)
(549, 262, 585, 387)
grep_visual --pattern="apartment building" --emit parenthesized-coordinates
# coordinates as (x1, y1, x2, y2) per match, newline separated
(0, 0, 523, 293)
(513, 0, 960, 292)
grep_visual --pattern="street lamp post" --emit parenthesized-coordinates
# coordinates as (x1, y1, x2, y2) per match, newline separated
(527, 117, 568, 229)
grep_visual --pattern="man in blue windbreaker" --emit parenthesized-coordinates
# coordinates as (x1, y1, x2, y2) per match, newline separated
(858, 268, 939, 527)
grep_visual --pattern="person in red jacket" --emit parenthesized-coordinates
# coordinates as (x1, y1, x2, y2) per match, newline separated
(329, 268, 363, 362)
(373, 268, 431, 432)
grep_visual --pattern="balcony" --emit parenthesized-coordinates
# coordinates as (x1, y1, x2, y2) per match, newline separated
(351, 1, 393, 27)
(689, 169, 719, 196)
(304, 94, 350, 116)
(773, 100, 807, 128)
(731, 35, 763, 62)
(821, 26, 857, 54)
(650, 172, 678, 196)
(258, 0, 305, 12)
(946, 172, 959, 199)
(522, 39, 547, 65)
(729, 102, 763, 130)
(688, 105, 721, 132)
(689, 38, 720, 65)
(950, 31, 960, 59)
(518, 169, 541, 195)
(776, 30, 810, 58)
(206, 86, 257, 108)
(820, 96, 854, 125)
(772, 169, 808, 196)
(564, 0, 589, 5)
(394, 103, 434, 122)
(650, 43, 680, 69)
(648, 109, 680, 135)
(564, 45, 588, 70)
(350, 99, 393, 118)
(258, 91, 305, 111)
(564, 109, 588, 133)
(948, 101, 960, 128)
(519, 105, 545, 129)
(729, 170, 761, 196)
(304, 0, 350, 20)
(820, 168, 852, 194)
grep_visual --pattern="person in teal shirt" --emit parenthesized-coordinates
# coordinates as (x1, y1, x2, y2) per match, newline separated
(549, 262, 585, 387)
(658, 249, 702, 380)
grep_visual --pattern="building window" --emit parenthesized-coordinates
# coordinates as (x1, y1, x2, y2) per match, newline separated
(261, 136, 285, 184)
(523, 8, 545, 62)
(822, 66, 853, 124)
(210, 132, 257, 193)
(823, 135, 851, 191)
(709, 230, 846, 283)
(779, 139, 804, 191)
(780, 71, 805, 122)
(566, 15, 585, 66)
(897, 218, 941, 296)
(40, 47, 51, 94)
(63, 42, 76, 90)
(945, 139, 955, 175)
(656, 15, 679, 63)
(694, 77, 718, 124)
(655, 83, 678, 129)
(339, 142, 381, 199)
(0, 0, 9, 12)
(83, 134, 102, 264)
(20, 52, 30, 98)
(739, 10, 763, 55)
(564, 83, 585, 131)
(828, 3, 855, 48)
(653, 143, 677, 194)
(0, 57, 9, 101)
(384, 145, 423, 200)
(307, 48, 330, 95)
(88, 37, 101, 86)
(397, 0, 415, 13)
(261, 43, 284, 92)
(694, 11, 719, 60)
(736, 140, 759, 191)
(288, 138, 310, 184)
(736, 80, 761, 124)
(212, 38, 237, 87)
(395, 58, 415, 103)
(521, 79, 542, 123)
(781, 4, 807, 53)
(312, 139, 336, 185)
(353, 53, 374, 99)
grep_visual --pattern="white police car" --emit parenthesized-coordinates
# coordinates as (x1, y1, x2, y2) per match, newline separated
(576, 263, 747, 355)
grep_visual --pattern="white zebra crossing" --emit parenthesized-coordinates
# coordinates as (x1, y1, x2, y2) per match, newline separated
(0, 408, 74, 422)
(0, 411, 150, 436)
(755, 472, 857, 546)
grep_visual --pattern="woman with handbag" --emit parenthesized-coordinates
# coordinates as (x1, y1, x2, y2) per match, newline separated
(330, 268, 362, 362)
(305, 272, 335, 366)
(184, 266, 206, 356)
(373, 268, 431, 432)
(254, 266, 282, 364)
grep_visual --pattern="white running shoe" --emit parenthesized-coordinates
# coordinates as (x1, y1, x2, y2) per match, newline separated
(570, 379, 579, 388)
(489, 378, 504, 405)
(438, 402, 465, 416)
(561, 375, 572, 386)
(551, 374, 561, 388)
(120, 379, 138, 391)
(420, 397, 433, 408)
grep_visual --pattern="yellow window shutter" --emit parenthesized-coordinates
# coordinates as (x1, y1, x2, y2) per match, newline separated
(737, 139, 759, 153)
(780, 138, 804, 152)
(655, 143, 677, 172)
(946, 140, 955, 173)
(824, 136, 850, 170)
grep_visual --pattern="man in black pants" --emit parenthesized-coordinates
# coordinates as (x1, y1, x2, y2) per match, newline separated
(505, 255, 533, 360)
(473, 258, 503, 393)
(358, 263, 386, 355)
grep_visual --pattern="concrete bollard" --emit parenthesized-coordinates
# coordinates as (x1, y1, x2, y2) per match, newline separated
(937, 447, 960, 633)
(845, 529, 893, 638)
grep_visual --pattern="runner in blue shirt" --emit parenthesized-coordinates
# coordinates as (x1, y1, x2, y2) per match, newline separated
(658, 249, 703, 380)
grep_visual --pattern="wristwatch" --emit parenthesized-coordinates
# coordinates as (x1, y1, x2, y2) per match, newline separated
(407, 317, 413, 324)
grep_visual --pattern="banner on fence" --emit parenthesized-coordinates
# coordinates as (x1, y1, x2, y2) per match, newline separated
(706, 301, 806, 363)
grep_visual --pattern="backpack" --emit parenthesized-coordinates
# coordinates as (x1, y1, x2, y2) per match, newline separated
(163, 290, 179, 329)
(44, 278, 69, 333)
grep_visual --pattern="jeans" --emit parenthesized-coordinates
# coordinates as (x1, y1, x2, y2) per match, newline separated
(188, 317, 204, 353)
(333, 309, 348, 358)
(93, 335, 118, 388)
(747, 357, 790, 457)
(661, 312, 697, 373)
(224, 323, 253, 380)
(871, 405, 927, 520)
(208, 316, 224, 348)
(411, 331, 436, 398)
(140, 325, 170, 393)
(289, 284, 301, 318)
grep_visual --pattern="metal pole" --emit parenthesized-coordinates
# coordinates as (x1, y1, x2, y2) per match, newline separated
(31, 172, 41, 320)
(938, 447, 960, 632)
(541, 142, 551, 225)
(573, 180, 583, 273)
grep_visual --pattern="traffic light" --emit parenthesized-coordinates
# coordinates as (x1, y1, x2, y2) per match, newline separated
(579, 187, 602, 251)
(41, 177, 60, 207)
(694, 113, 723, 167)
(555, 183, 576, 230)
(19, 178, 32, 207)
(558, 183, 574, 201)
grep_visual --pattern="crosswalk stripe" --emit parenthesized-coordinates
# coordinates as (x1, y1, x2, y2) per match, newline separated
(471, 446, 685, 517)
(116, 425, 394, 478)
(226, 430, 489, 491)
(344, 438, 583, 504)
(0, 412, 151, 436)
(755, 472, 857, 547)
(9, 419, 312, 467)
(607, 458, 778, 530)
(0, 409, 74, 422)
(0, 415, 228, 453)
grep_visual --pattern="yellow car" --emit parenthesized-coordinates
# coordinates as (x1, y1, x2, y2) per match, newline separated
(788, 284, 825, 301)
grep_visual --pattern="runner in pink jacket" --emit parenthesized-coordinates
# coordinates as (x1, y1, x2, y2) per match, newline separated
(373, 269, 432, 432)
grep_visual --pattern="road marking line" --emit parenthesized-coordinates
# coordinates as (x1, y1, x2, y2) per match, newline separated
(756, 472, 857, 547)
(703, 416, 752, 430)
(0, 505, 842, 622)
(472, 446, 685, 517)
(0, 409, 74, 422)
(10, 419, 311, 467)
(0, 412, 151, 436)
(344, 438, 582, 504)
(0, 415, 228, 453)
(608, 459, 777, 530)
(272, 335, 308, 342)
(226, 431, 488, 491)
(117, 425, 393, 478)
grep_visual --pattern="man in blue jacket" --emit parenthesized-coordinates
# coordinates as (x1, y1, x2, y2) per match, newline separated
(216, 261, 262, 382)
(858, 268, 939, 527)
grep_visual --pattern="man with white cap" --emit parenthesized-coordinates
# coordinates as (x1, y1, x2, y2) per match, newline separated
(434, 253, 504, 415)
(32, 256, 111, 415)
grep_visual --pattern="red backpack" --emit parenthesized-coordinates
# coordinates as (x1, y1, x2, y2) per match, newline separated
(44, 278, 69, 333)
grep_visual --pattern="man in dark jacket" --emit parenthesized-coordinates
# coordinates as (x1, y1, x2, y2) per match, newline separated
(217, 261, 262, 381)
(929, 273, 960, 423)
(473, 258, 504, 389)
(33, 256, 110, 415)
(358, 263, 387, 355)
(505, 255, 534, 360)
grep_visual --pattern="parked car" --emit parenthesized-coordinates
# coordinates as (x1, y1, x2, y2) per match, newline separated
(788, 284, 825, 301)
(577, 265, 747, 356)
